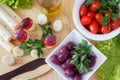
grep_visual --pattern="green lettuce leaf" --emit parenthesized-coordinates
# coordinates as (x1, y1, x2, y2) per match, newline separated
(0, 0, 32, 9)
(96, 34, 120, 80)
(113, 64, 120, 80)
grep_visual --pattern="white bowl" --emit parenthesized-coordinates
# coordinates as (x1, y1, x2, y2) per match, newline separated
(73, 0, 120, 41)
(45, 30, 107, 80)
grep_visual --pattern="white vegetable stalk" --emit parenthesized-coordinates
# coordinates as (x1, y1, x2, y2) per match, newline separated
(0, 23, 12, 42)
(0, 7, 18, 30)
(0, 17, 6, 25)
(0, 36, 15, 52)
(0, 4, 22, 23)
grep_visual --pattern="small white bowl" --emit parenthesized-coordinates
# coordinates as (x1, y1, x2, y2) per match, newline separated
(73, 0, 120, 41)
(45, 30, 107, 80)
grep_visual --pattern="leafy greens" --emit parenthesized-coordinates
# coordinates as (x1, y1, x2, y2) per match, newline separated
(71, 40, 93, 73)
(96, 34, 120, 80)
(0, 0, 32, 9)
(19, 21, 53, 57)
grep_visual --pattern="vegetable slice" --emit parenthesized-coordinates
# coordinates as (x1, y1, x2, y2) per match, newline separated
(44, 35, 57, 46)
(18, 31, 27, 43)
(53, 20, 62, 32)
(2, 55, 15, 66)
(20, 17, 33, 30)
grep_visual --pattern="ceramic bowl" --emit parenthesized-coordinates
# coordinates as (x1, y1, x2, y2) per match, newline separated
(73, 0, 120, 41)
(45, 30, 107, 80)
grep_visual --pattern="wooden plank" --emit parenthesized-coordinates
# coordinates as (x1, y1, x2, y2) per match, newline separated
(0, 0, 98, 80)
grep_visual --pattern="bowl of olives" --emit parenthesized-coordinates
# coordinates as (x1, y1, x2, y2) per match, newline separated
(45, 30, 107, 80)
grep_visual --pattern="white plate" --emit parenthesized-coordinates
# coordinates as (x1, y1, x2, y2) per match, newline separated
(45, 30, 107, 80)
(73, 0, 120, 41)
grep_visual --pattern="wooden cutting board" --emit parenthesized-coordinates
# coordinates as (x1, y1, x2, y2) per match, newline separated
(0, 0, 98, 80)
(0, 0, 52, 80)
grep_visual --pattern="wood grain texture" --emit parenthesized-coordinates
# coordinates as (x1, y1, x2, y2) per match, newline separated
(0, 0, 98, 80)
(32, 0, 98, 80)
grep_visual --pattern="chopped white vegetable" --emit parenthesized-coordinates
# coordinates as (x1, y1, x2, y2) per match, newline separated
(0, 23, 12, 42)
(53, 20, 63, 32)
(0, 7, 18, 30)
(30, 49, 39, 59)
(38, 13, 47, 25)
(0, 4, 22, 23)
(28, 23, 36, 31)
(12, 46, 24, 57)
(2, 55, 15, 66)
(0, 36, 15, 52)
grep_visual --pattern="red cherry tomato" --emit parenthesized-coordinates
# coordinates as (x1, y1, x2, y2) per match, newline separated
(24, 19, 33, 30)
(110, 20, 119, 30)
(105, 13, 112, 19)
(18, 31, 27, 42)
(89, 20, 99, 34)
(87, 11, 95, 19)
(90, 1, 101, 12)
(20, 18, 33, 30)
(80, 5, 87, 17)
(101, 25, 111, 34)
(44, 40, 56, 46)
(81, 16, 92, 25)
(117, 18, 120, 25)
(95, 13, 103, 25)
(109, 5, 114, 9)
(97, 27, 102, 34)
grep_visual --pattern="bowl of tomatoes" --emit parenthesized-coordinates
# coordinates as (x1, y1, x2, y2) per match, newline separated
(73, 0, 120, 41)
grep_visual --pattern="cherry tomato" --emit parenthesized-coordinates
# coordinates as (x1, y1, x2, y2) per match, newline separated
(80, 5, 87, 17)
(117, 18, 120, 25)
(18, 31, 27, 42)
(90, 1, 101, 12)
(87, 11, 95, 19)
(44, 40, 56, 46)
(101, 25, 111, 34)
(105, 13, 112, 19)
(95, 13, 103, 25)
(110, 20, 119, 30)
(20, 18, 33, 30)
(81, 16, 92, 25)
(24, 19, 33, 30)
(109, 5, 114, 9)
(89, 20, 99, 34)
(97, 27, 102, 34)
(44, 35, 56, 46)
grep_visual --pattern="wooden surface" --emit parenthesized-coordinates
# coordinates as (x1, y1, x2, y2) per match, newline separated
(0, 0, 98, 80)
(32, 0, 97, 80)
